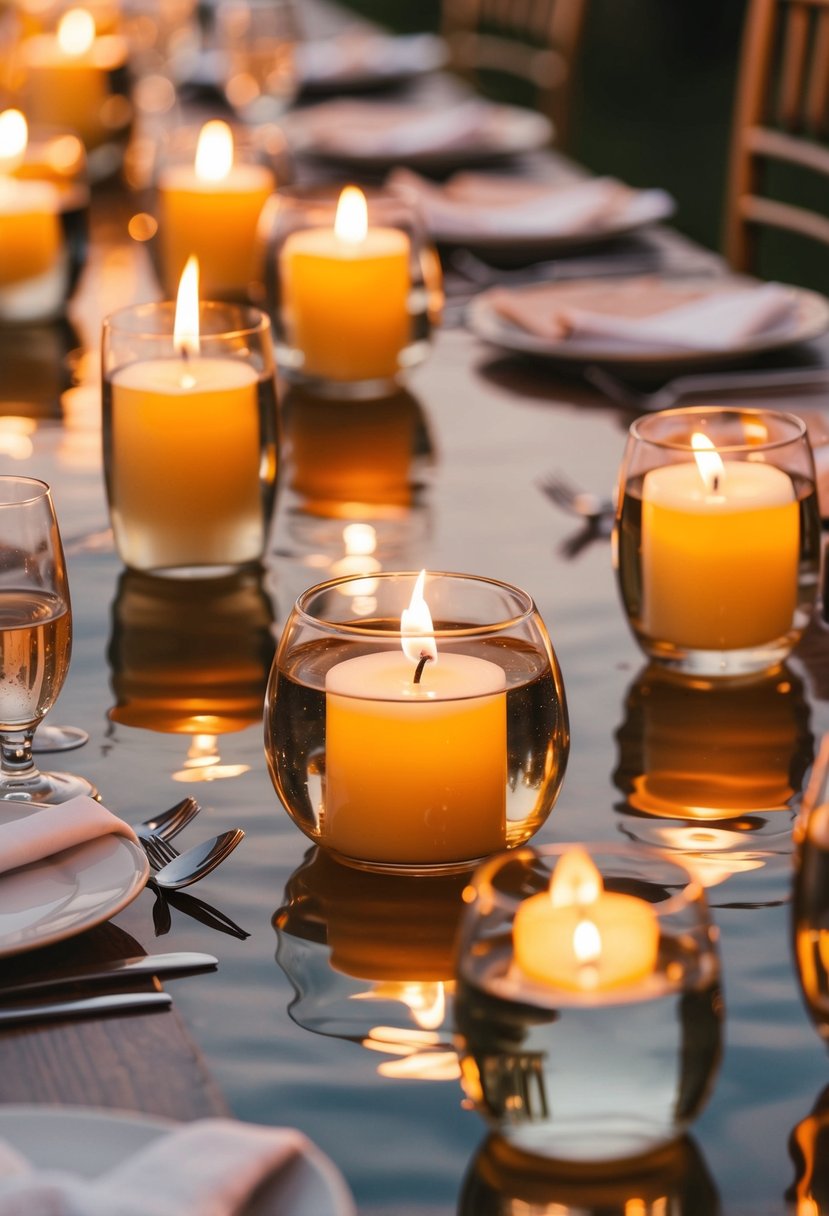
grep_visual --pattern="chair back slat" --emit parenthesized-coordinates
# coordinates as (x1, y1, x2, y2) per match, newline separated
(777, 3, 811, 128)
(806, 9, 829, 132)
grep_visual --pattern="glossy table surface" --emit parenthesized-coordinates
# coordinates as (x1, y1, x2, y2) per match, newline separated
(2, 67, 829, 1216)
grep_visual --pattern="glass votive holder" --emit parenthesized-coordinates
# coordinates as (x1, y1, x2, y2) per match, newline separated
(264, 570, 570, 874)
(614, 406, 821, 679)
(454, 843, 723, 1163)
(213, 0, 299, 123)
(144, 119, 292, 303)
(0, 112, 89, 323)
(265, 185, 435, 396)
(101, 299, 279, 577)
(793, 734, 829, 1048)
(12, 9, 132, 180)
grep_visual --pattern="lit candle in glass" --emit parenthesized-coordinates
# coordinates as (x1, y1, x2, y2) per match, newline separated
(105, 257, 269, 573)
(641, 432, 799, 651)
(324, 569, 507, 865)
(156, 120, 275, 299)
(280, 185, 411, 383)
(512, 846, 660, 992)
(18, 8, 128, 151)
(0, 109, 61, 292)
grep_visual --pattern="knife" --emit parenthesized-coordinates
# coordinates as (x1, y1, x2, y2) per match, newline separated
(0, 990, 173, 1027)
(0, 952, 218, 1001)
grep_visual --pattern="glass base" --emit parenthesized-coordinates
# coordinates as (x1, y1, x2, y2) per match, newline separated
(276, 340, 431, 400)
(0, 770, 98, 804)
(635, 633, 796, 679)
(500, 1116, 688, 1164)
(324, 845, 489, 878)
(32, 724, 90, 754)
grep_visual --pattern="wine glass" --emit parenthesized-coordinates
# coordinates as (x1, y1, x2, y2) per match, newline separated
(0, 475, 96, 802)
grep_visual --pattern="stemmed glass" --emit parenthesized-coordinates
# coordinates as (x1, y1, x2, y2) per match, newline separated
(0, 476, 96, 802)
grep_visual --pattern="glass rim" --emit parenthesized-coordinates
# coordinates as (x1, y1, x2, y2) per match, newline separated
(629, 405, 808, 454)
(467, 840, 706, 919)
(102, 299, 271, 341)
(0, 474, 51, 507)
(293, 569, 537, 639)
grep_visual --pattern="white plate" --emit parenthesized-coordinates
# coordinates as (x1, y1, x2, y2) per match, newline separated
(0, 1107, 354, 1216)
(467, 277, 829, 371)
(283, 101, 551, 172)
(297, 32, 448, 96)
(0, 817, 148, 959)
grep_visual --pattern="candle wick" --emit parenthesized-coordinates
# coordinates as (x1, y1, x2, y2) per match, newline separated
(712, 475, 719, 492)
(413, 653, 432, 685)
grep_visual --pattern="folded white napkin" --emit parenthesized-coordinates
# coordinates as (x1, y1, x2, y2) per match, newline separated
(0, 796, 137, 876)
(389, 168, 673, 238)
(0, 1118, 355, 1216)
(294, 100, 491, 157)
(489, 278, 799, 350)
(297, 33, 444, 84)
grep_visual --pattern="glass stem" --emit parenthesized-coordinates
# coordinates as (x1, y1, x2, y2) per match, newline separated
(0, 729, 38, 778)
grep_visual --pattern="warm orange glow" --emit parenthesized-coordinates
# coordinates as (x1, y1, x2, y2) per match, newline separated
(691, 432, 725, 493)
(57, 8, 96, 56)
(400, 569, 437, 666)
(0, 110, 28, 176)
(549, 845, 602, 908)
(173, 255, 200, 358)
(194, 120, 234, 184)
(334, 185, 368, 245)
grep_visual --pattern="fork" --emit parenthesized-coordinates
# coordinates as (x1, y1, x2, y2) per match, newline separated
(537, 472, 614, 528)
(137, 797, 201, 844)
(584, 363, 829, 414)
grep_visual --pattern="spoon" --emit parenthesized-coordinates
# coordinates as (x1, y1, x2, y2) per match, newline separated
(150, 829, 245, 891)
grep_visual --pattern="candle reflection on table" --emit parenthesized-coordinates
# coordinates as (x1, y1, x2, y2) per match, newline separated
(273, 848, 467, 1080)
(458, 1133, 721, 1216)
(787, 1085, 829, 1214)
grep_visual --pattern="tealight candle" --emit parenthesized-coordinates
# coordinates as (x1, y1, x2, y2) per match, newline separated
(324, 570, 506, 865)
(512, 846, 660, 991)
(18, 8, 128, 151)
(105, 258, 271, 573)
(641, 433, 799, 651)
(0, 110, 61, 291)
(156, 120, 275, 299)
(280, 185, 411, 383)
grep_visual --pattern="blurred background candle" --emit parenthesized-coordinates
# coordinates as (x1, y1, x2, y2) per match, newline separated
(0, 108, 61, 295)
(17, 7, 129, 153)
(280, 185, 411, 384)
(324, 570, 506, 866)
(102, 257, 278, 575)
(156, 119, 275, 300)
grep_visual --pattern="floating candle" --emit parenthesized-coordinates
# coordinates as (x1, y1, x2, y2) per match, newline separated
(513, 846, 660, 991)
(281, 185, 411, 382)
(641, 434, 799, 651)
(324, 570, 506, 865)
(156, 120, 274, 299)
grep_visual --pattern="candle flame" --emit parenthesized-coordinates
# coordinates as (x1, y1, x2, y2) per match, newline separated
(194, 120, 234, 184)
(173, 255, 200, 359)
(57, 8, 96, 56)
(549, 846, 602, 908)
(401, 569, 438, 667)
(334, 185, 368, 245)
(0, 110, 28, 176)
(691, 432, 725, 493)
(573, 917, 601, 966)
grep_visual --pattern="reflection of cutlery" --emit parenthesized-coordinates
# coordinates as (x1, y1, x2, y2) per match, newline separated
(0, 990, 172, 1027)
(0, 952, 218, 1001)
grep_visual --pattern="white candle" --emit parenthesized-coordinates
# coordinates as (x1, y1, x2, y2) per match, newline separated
(642, 438, 799, 650)
(324, 571, 507, 864)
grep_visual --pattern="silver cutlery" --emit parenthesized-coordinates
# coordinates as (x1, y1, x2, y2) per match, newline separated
(584, 363, 829, 414)
(449, 247, 669, 291)
(0, 990, 172, 1027)
(147, 830, 245, 891)
(538, 473, 615, 527)
(0, 952, 218, 1001)
(137, 796, 201, 843)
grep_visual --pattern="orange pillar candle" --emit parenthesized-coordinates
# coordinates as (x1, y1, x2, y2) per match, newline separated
(281, 185, 411, 382)
(156, 120, 274, 299)
(324, 570, 506, 864)
(513, 846, 660, 992)
(0, 109, 60, 288)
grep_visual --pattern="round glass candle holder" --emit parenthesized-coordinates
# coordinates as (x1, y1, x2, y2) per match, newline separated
(265, 186, 436, 396)
(614, 406, 821, 679)
(453, 843, 723, 1162)
(264, 571, 570, 875)
(101, 300, 279, 577)
(144, 121, 292, 303)
(0, 125, 89, 324)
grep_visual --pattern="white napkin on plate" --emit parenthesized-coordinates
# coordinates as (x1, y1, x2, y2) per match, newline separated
(489, 278, 800, 350)
(0, 796, 138, 876)
(389, 168, 673, 238)
(294, 100, 492, 157)
(0, 1118, 356, 1216)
